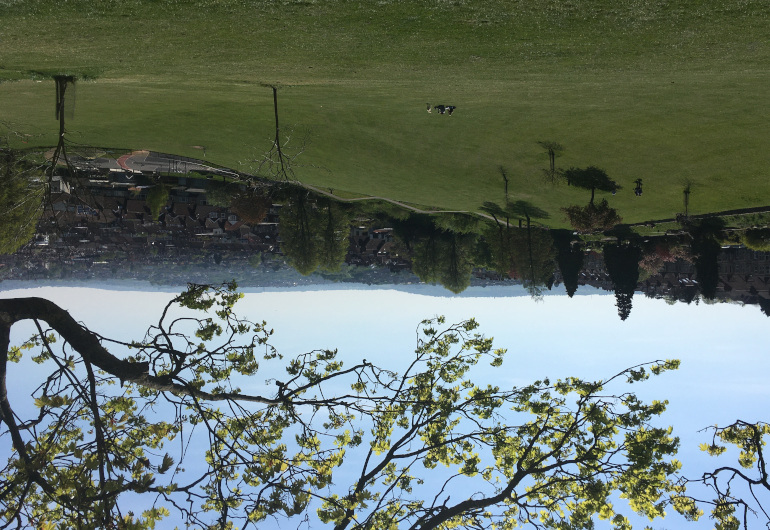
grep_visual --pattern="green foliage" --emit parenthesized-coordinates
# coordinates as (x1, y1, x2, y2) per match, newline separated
(508, 226, 556, 298)
(411, 231, 476, 294)
(688, 219, 724, 300)
(553, 231, 584, 297)
(0, 284, 696, 529)
(479, 212, 556, 298)
(315, 324, 685, 529)
(0, 147, 45, 254)
(680, 421, 770, 530)
(604, 242, 643, 321)
(740, 228, 770, 251)
(278, 190, 322, 275)
(278, 191, 352, 275)
(145, 184, 169, 222)
(563, 199, 623, 233)
(230, 188, 272, 225)
(318, 200, 354, 273)
(247, 252, 263, 268)
(204, 181, 240, 208)
(481, 220, 513, 277)
(432, 212, 483, 235)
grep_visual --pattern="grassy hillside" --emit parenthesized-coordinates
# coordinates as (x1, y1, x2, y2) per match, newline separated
(1, 0, 768, 226)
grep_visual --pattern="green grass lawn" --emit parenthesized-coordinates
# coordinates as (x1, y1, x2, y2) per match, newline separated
(1, 0, 769, 227)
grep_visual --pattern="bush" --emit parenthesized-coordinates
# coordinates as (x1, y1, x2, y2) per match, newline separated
(562, 199, 622, 233)
(741, 228, 770, 251)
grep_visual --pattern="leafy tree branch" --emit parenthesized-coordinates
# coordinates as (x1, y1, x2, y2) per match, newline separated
(1, 285, 696, 529)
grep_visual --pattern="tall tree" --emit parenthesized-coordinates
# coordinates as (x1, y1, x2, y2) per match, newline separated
(537, 141, 565, 185)
(688, 219, 723, 301)
(253, 86, 310, 181)
(409, 222, 476, 294)
(509, 228, 556, 299)
(145, 184, 170, 221)
(0, 286, 695, 529)
(481, 218, 513, 277)
(278, 187, 323, 275)
(481, 200, 553, 294)
(410, 229, 443, 284)
(278, 189, 353, 275)
(317, 198, 353, 273)
(436, 232, 475, 294)
(49, 76, 76, 175)
(553, 231, 585, 297)
(0, 146, 46, 254)
(603, 242, 642, 321)
(508, 201, 554, 295)
(0, 78, 75, 255)
(564, 166, 620, 205)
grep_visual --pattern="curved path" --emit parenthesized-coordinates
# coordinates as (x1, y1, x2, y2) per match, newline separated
(299, 183, 502, 224)
(116, 150, 147, 171)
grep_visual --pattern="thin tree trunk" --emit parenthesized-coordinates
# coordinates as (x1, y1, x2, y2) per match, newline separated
(272, 87, 286, 179)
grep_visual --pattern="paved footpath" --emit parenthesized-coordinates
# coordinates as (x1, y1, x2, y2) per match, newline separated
(116, 150, 224, 175)
(116, 150, 147, 171)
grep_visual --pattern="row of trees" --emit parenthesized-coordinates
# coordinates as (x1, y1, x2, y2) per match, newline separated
(1, 76, 88, 254)
(0, 140, 726, 320)
(0, 144, 46, 255)
(0, 284, 766, 529)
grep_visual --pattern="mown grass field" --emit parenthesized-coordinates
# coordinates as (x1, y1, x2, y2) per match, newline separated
(1, 0, 769, 227)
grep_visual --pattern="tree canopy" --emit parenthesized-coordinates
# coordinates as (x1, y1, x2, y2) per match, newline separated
(480, 201, 555, 296)
(604, 242, 643, 321)
(684, 420, 770, 529)
(278, 190, 352, 275)
(229, 188, 272, 226)
(317, 199, 354, 273)
(688, 219, 723, 301)
(564, 166, 620, 205)
(410, 229, 475, 294)
(1, 284, 719, 529)
(278, 189, 323, 275)
(0, 146, 46, 255)
(553, 231, 585, 298)
(145, 184, 170, 222)
(562, 199, 623, 234)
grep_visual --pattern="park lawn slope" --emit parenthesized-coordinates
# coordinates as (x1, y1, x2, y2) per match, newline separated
(1, 0, 769, 226)
(2, 0, 768, 82)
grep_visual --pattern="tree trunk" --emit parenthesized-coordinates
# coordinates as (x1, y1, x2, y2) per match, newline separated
(0, 298, 279, 405)
(272, 86, 286, 178)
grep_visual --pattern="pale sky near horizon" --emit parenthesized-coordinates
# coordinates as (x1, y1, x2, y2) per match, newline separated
(2, 285, 768, 528)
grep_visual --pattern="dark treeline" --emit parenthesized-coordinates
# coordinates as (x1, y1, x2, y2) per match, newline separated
(4, 75, 768, 319)
(4, 122, 770, 320)
(4, 164, 770, 320)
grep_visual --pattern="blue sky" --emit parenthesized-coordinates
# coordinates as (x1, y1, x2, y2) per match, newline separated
(2, 285, 768, 528)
